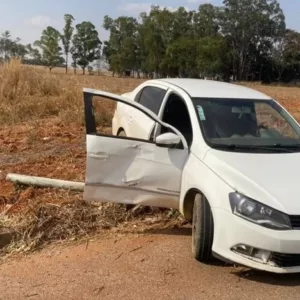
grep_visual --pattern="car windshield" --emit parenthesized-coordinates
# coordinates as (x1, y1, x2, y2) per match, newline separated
(193, 97, 300, 152)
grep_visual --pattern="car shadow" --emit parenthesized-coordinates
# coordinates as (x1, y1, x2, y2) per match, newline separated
(231, 268, 300, 286)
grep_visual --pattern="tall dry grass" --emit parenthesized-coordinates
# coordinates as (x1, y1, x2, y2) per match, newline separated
(2, 59, 300, 126)
(0, 59, 82, 125)
(0, 59, 145, 127)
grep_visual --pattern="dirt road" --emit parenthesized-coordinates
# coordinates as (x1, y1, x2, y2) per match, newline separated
(1, 228, 300, 300)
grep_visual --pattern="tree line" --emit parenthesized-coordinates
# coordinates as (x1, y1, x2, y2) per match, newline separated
(0, 15, 101, 74)
(1, 0, 300, 83)
(104, 0, 300, 83)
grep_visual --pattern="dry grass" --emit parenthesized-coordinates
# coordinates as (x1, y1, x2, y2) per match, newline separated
(0, 193, 184, 256)
(0, 200, 127, 254)
(0, 59, 82, 124)
(1, 60, 300, 126)
(0, 59, 144, 126)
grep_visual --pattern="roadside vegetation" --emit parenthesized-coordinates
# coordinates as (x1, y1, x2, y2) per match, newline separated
(2, 61, 300, 256)
(1, 0, 300, 257)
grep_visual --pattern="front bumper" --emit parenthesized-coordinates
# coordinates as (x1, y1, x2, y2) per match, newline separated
(212, 208, 300, 273)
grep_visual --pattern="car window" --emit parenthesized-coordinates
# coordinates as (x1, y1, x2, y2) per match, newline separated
(161, 93, 193, 147)
(85, 93, 187, 148)
(137, 86, 166, 115)
(255, 102, 298, 139)
(134, 89, 142, 102)
(193, 97, 300, 151)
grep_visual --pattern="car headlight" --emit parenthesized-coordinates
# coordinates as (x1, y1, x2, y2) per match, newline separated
(229, 193, 291, 230)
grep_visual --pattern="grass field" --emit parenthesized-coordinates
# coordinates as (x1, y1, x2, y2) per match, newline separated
(1, 59, 300, 254)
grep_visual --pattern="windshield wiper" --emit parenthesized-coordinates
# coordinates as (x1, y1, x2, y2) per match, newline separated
(272, 143, 300, 148)
(214, 144, 297, 153)
(256, 144, 300, 153)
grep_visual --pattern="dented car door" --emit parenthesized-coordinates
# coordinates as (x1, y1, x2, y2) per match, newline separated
(83, 88, 189, 209)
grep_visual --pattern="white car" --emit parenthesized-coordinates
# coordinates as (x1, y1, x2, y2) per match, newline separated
(83, 79, 300, 274)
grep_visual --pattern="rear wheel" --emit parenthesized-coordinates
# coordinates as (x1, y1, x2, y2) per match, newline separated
(192, 193, 214, 263)
(117, 130, 126, 137)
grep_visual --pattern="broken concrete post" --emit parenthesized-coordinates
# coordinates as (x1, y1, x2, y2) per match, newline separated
(6, 173, 85, 192)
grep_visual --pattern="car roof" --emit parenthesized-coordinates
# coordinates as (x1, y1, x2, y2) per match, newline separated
(153, 78, 272, 100)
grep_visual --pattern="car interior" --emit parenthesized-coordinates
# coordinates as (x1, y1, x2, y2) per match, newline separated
(160, 93, 193, 147)
(200, 102, 259, 139)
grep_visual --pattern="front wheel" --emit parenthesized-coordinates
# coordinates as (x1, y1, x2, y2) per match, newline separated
(192, 194, 214, 263)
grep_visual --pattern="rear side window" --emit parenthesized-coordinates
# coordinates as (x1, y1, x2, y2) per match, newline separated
(137, 86, 166, 115)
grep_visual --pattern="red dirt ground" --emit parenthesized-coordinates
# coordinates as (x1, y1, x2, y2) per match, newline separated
(1, 231, 300, 300)
(0, 119, 86, 214)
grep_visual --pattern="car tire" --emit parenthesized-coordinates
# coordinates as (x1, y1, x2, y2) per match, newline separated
(118, 130, 126, 137)
(192, 193, 214, 263)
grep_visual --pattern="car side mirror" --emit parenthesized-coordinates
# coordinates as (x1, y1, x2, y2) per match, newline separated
(155, 132, 181, 148)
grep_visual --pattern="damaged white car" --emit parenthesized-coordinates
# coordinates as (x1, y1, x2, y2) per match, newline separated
(83, 79, 300, 274)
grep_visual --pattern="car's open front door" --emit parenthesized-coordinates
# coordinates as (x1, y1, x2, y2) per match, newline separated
(83, 88, 189, 209)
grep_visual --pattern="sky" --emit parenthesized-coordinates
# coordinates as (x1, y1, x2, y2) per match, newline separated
(0, 0, 299, 45)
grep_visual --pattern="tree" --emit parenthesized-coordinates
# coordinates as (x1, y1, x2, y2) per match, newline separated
(103, 16, 139, 76)
(197, 36, 229, 79)
(26, 44, 42, 61)
(72, 21, 102, 74)
(194, 4, 220, 37)
(70, 46, 79, 74)
(0, 31, 13, 60)
(161, 38, 199, 77)
(171, 7, 195, 40)
(272, 36, 286, 81)
(34, 26, 63, 72)
(278, 29, 300, 81)
(10, 42, 27, 59)
(138, 7, 172, 77)
(61, 14, 75, 73)
(220, 0, 286, 80)
(0, 31, 27, 61)
(102, 40, 112, 71)
(24, 44, 42, 65)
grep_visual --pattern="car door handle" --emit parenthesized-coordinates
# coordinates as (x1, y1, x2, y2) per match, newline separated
(89, 153, 109, 160)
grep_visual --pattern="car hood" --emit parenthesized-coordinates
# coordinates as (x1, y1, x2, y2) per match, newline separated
(204, 149, 300, 214)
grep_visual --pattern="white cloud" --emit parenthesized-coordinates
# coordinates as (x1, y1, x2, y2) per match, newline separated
(118, 3, 152, 14)
(187, 0, 210, 3)
(118, 3, 189, 15)
(24, 15, 54, 27)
